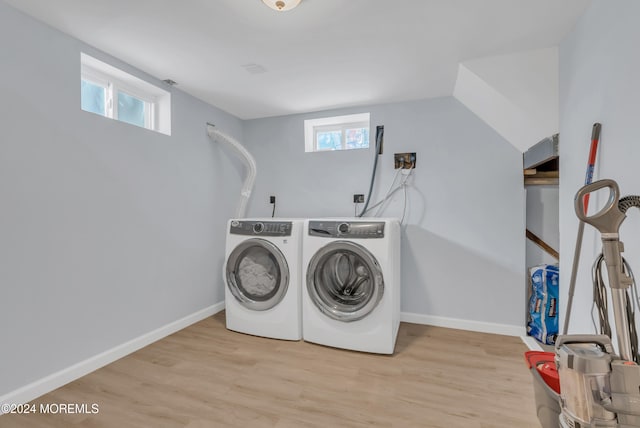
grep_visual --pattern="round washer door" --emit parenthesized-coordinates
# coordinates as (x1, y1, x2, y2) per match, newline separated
(226, 238, 289, 311)
(306, 240, 384, 322)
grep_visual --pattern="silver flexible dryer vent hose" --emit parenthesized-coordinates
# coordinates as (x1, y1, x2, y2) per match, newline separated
(206, 123, 257, 219)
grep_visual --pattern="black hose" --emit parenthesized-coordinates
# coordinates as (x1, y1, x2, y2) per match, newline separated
(592, 254, 612, 337)
(624, 260, 639, 362)
(618, 195, 640, 361)
(592, 252, 640, 363)
(358, 126, 383, 217)
(626, 288, 638, 363)
(619, 195, 640, 213)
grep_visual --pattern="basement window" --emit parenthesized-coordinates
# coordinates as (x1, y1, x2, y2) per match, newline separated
(304, 113, 370, 152)
(80, 53, 171, 135)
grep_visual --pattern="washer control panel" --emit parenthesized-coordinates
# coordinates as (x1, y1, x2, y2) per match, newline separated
(230, 220, 292, 237)
(308, 221, 385, 239)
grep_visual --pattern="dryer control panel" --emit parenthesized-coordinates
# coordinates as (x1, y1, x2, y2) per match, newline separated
(308, 221, 385, 239)
(229, 220, 292, 237)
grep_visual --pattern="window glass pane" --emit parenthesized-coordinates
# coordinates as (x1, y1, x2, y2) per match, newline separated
(346, 128, 369, 149)
(304, 113, 370, 153)
(81, 80, 106, 116)
(117, 91, 146, 128)
(316, 131, 342, 151)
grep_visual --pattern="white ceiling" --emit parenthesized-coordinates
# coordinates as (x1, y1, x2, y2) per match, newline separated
(4, 0, 590, 120)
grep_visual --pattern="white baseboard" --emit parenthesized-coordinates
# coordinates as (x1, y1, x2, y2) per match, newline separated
(400, 312, 526, 337)
(520, 335, 545, 351)
(0, 302, 225, 413)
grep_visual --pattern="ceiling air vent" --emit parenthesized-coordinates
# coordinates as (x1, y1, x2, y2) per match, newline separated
(241, 63, 267, 75)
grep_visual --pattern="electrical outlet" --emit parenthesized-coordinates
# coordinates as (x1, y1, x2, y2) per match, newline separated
(394, 152, 417, 169)
(269, 196, 276, 204)
(353, 194, 365, 203)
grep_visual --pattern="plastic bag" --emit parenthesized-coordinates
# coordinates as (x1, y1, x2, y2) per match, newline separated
(527, 264, 559, 345)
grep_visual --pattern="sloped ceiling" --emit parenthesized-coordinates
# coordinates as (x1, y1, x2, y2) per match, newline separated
(454, 48, 559, 152)
(3, 0, 590, 120)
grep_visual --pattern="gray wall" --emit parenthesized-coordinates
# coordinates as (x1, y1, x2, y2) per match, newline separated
(526, 186, 559, 269)
(0, 2, 244, 396)
(244, 98, 526, 327)
(559, 0, 640, 334)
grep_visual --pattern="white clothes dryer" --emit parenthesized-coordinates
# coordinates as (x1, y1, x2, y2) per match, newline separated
(302, 218, 401, 354)
(224, 218, 303, 341)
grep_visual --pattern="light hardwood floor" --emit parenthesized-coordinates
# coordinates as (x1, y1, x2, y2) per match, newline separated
(1, 312, 539, 427)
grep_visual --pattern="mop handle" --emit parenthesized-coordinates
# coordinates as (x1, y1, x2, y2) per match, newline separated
(562, 123, 602, 335)
(582, 123, 602, 214)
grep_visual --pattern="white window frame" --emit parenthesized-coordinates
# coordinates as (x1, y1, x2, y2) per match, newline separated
(81, 53, 171, 135)
(304, 113, 370, 152)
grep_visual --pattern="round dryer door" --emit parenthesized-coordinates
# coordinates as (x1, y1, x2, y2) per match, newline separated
(226, 238, 289, 311)
(306, 240, 384, 322)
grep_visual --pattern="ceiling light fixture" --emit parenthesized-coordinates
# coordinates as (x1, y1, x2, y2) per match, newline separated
(261, 0, 302, 12)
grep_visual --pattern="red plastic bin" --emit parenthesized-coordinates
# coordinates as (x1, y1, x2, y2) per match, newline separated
(525, 351, 561, 428)
(525, 351, 560, 394)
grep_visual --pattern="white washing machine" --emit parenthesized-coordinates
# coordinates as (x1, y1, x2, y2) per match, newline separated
(302, 218, 401, 354)
(224, 218, 303, 341)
